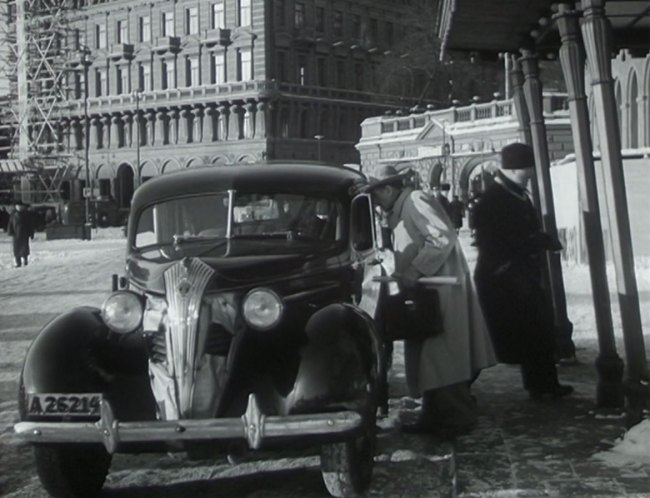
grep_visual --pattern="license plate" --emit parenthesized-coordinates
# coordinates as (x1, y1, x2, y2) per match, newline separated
(27, 393, 102, 417)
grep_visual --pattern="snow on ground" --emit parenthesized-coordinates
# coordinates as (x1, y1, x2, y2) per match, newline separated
(1, 227, 650, 471)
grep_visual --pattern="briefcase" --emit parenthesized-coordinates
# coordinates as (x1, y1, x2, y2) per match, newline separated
(382, 287, 444, 341)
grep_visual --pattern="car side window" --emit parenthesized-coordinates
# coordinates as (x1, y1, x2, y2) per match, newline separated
(350, 194, 374, 252)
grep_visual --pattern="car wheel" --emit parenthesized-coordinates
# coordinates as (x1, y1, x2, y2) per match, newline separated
(320, 406, 376, 497)
(34, 444, 111, 498)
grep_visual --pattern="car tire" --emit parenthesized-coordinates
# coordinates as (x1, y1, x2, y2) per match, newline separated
(34, 444, 111, 498)
(320, 407, 376, 498)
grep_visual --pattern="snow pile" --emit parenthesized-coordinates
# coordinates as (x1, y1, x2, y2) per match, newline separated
(593, 419, 650, 468)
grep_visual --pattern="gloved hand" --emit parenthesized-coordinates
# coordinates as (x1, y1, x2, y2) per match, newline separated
(394, 266, 422, 291)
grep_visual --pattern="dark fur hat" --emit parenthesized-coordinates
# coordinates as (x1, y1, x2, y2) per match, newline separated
(501, 143, 535, 170)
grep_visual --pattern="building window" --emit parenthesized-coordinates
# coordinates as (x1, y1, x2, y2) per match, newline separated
(162, 60, 176, 89)
(277, 1, 285, 26)
(315, 6, 324, 33)
(138, 61, 151, 91)
(95, 68, 107, 96)
(71, 28, 82, 50)
(139, 15, 151, 42)
(211, 2, 225, 29)
(336, 59, 345, 88)
(352, 14, 361, 40)
(76, 29, 86, 50)
(369, 18, 378, 45)
(386, 21, 394, 45)
(95, 23, 106, 49)
(317, 57, 327, 86)
(211, 52, 226, 83)
(294, 2, 305, 29)
(185, 7, 199, 35)
(238, 0, 251, 27)
(186, 56, 199, 86)
(355, 63, 363, 90)
(162, 12, 175, 37)
(116, 66, 128, 94)
(279, 109, 289, 138)
(117, 19, 128, 44)
(237, 47, 252, 81)
(73, 71, 82, 99)
(333, 11, 343, 37)
(299, 109, 308, 138)
(276, 51, 286, 81)
(298, 55, 307, 85)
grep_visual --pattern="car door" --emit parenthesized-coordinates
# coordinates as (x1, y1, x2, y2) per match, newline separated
(349, 193, 396, 321)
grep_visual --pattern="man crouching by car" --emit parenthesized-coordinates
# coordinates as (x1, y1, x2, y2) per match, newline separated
(364, 164, 496, 439)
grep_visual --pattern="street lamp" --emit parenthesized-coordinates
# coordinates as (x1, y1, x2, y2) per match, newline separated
(132, 89, 142, 185)
(314, 134, 324, 161)
(81, 47, 92, 240)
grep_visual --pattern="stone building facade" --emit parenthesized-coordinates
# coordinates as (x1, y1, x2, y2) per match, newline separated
(59, 0, 421, 207)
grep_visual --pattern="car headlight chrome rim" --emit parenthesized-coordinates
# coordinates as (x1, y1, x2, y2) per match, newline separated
(242, 288, 283, 330)
(101, 291, 144, 334)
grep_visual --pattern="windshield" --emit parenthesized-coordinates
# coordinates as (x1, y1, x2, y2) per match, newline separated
(134, 192, 344, 256)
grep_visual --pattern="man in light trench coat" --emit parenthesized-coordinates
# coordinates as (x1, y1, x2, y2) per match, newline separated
(366, 164, 496, 436)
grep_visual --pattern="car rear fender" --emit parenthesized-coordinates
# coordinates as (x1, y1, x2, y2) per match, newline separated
(286, 303, 384, 413)
(19, 307, 155, 421)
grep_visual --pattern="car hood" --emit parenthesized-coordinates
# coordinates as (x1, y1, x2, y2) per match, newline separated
(126, 251, 340, 295)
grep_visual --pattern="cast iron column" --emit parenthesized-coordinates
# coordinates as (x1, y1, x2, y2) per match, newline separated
(555, 4, 623, 409)
(519, 49, 575, 361)
(581, 0, 649, 426)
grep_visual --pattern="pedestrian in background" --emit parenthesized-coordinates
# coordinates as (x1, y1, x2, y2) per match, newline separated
(467, 192, 481, 238)
(449, 195, 464, 233)
(472, 143, 573, 400)
(366, 164, 496, 438)
(0, 206, 8, 231)
(7, 201, 34, 268)
(432, 183, 451, 217)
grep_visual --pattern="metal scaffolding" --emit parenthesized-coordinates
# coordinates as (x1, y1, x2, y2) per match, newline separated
(0, 0, 78, 203)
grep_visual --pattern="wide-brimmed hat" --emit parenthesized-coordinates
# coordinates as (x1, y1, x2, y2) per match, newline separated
(501, 143, 535, 170)
(364, 164, 413, 192)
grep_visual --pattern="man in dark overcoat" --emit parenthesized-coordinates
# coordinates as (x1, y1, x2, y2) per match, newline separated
(472, 143, 573, 399)
(7, 201, 34, 267)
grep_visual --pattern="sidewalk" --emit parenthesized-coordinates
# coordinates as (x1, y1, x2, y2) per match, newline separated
(384, 337, 649, 497)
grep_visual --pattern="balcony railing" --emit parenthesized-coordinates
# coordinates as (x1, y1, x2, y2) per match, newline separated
(65, 80, 424, 115)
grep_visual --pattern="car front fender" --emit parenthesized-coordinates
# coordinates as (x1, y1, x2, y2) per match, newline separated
(19, 306, 155, 422)
(285, 303, 384, 414)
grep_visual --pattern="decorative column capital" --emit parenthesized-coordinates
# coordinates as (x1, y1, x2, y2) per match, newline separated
(554, 4, 586, 100)
(580, 0, 613, 85)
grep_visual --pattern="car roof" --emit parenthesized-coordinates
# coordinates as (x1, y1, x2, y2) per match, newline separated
(131, 162, 365, 210)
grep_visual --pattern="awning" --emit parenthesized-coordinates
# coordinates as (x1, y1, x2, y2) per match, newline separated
(434, 0, 650, 58)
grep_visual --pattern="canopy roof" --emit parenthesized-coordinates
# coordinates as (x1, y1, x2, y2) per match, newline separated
(435, 0, 650, 58)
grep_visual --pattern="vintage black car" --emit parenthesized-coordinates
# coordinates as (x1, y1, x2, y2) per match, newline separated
(14, 162, 392, 498)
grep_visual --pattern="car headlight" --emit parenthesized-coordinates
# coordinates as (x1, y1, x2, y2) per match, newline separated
(242, 288, 283, 330)
(101, 291, 144, 334)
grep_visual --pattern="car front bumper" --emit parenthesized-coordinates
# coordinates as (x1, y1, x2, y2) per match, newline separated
(14, 393, 363, 454)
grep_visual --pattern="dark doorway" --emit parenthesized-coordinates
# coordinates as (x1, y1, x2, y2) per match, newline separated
(116, 163, 135, 209)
